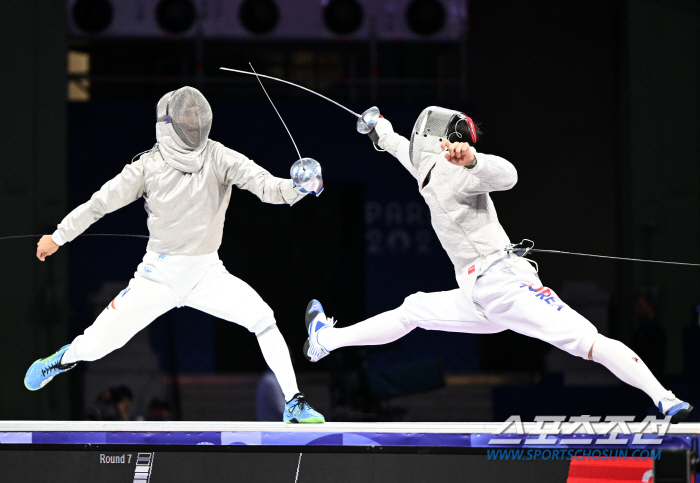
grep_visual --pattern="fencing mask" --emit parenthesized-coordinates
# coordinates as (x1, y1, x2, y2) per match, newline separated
(409, 106, 477, 168)
(156, 86, 212, 149)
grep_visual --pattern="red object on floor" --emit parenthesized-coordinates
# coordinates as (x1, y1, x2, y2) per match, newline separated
(567, 457, 652, 482)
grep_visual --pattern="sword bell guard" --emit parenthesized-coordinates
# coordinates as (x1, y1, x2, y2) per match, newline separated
(291, 158, 324, 196)
(357, 106, 381, 134)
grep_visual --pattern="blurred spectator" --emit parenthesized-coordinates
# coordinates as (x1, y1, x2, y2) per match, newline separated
(632, 293, 666, 375)
(147, 398, 172, 421)
(84, 385, 134, 421)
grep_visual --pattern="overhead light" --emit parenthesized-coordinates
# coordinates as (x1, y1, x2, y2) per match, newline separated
(72, 0, 113, 34)
(406, 0, 445, 36)
(156, 0, 196, 35)
(323, 0, 363, 36)
(239, 0, 279, 35)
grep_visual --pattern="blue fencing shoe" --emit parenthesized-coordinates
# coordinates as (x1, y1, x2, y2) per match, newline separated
(303, 299, 335, 363)
(283, 393, 325, 423)
(24, 345, 77, 391)
(658, 393, 693, 424)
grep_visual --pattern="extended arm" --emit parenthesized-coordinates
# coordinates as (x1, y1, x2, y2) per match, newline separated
(213, 145, 305, 205)
(370, 118, 418, 179)
(39, 159, 145, 260)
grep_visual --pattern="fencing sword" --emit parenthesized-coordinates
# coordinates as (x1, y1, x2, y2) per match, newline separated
(219, 66, 381, 134)
(247, 62, 323, 196)
(248, 63, 303, 161)
(219, 67, 700, 269)
(3, 70, 699, 268)
(1, 68, 336, 243)
(1, 66, 326, 246)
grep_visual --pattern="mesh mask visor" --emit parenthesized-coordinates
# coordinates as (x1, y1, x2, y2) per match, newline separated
(409, 106, 475, 167)
(157, 87, 212, 149)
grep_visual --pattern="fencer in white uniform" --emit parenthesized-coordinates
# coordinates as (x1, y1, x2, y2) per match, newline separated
(304, 106, 692, 423)
(26, 86, 324, 423)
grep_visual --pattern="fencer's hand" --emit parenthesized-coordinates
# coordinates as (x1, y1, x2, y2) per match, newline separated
(374, 117, 393, 137)
(369, 117, 394, 145)
(37, 235, 59, 261)
(441, 140, 476, 166)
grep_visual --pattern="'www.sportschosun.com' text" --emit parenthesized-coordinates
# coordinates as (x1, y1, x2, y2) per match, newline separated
(487, 449, 661, 461)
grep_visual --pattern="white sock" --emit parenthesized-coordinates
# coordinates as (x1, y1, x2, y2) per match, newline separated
(257, 325, 299, 402)
(60, 343, 80, 365)
(319, 308, 415, 352)
(591, 335, 669, 406)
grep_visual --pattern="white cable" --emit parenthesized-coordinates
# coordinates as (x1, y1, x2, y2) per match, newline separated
(130, 149, 151, 163)
(530, 249, 700, 267)
(507, 239, 700, 268)
(0, 234, 149, 241)
(502, 256, 539, 274)
(503, 238, 538, 273)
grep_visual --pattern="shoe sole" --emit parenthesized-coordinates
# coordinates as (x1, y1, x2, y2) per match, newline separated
(670, 404, 693, 424)
(25, 372, 59, 391)
(304, 300, 320, 362)
(285, 417, 325, 424)
(24, 359, 51, 391)
(305, 300, 318, 332)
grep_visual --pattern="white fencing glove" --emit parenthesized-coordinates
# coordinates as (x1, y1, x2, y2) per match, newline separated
(368, 117, 394, 149)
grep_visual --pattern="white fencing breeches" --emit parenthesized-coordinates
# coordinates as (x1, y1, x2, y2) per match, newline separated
(65, 259, 276, 363)
(323, 254, 598, 359)
(468, 255, 600, 359)
(320, 252, 669, 405)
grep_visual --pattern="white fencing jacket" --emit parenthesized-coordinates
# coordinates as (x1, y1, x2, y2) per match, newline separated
(378, 132, 517, 292)
(52, 139, 305, 256)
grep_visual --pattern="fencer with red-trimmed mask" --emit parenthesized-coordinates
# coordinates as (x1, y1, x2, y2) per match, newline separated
(303, 106, 692, 423)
